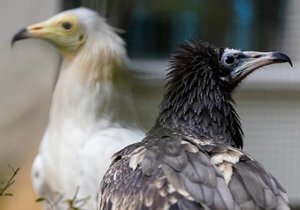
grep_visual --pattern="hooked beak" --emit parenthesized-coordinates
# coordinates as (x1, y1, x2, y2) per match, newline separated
(12, 21, 49, 47)
(230, 51, 293, 86)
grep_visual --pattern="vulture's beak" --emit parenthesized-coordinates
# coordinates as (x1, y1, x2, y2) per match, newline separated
(230, 51, 293, 86)
(12, 21, 49, 46)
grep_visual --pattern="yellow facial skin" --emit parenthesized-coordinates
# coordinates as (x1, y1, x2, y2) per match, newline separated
(15, 14, 87, 56)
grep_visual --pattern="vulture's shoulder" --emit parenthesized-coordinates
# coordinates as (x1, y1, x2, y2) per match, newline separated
(99, 129, 289, 210)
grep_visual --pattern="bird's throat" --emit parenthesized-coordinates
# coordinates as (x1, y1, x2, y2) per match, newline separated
(156, 74, 243, 148)
(49, 48, 136, 130)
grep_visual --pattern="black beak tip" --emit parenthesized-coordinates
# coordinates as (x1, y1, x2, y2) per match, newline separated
(272, 51, 293, 67)
(11, 28, 28, 47)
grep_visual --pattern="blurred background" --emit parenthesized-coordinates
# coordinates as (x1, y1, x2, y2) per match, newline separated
(0, 0, 300, 209)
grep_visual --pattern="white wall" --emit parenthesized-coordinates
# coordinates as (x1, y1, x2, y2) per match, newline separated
(0, 0, 60, 166)
(0, 1, 59, 208)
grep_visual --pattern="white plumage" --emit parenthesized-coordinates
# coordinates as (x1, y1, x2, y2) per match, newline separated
(13, 7, 144, 210)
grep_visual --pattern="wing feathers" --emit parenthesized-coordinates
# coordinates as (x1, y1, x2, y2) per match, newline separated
(230, 159, 289, 209)
(99, 132, 289, 210)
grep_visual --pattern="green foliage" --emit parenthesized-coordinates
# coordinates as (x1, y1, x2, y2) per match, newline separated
(0, 166, 20, 197)
(64, 188, 90, 210)
(35, 197, 47, 202)
(36, 187, 90, 210)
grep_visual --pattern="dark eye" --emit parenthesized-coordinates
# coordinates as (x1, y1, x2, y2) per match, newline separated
(62, 22, 72, 30)
(224, 56, 236, 65)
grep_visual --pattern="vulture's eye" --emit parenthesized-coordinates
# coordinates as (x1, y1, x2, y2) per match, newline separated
(225, 56, 235, 65)
(222, 55, 237, 67)
(62, 22, 72, 30)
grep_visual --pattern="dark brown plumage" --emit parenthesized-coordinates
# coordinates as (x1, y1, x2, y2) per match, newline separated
(98, 40, 292, 210)
(156, 41, 243, 148)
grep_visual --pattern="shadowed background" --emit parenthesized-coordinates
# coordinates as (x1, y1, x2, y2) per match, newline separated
(0, 0, 300, 209)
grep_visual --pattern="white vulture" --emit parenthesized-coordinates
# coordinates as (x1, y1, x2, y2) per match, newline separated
(12, 7, 144, 210)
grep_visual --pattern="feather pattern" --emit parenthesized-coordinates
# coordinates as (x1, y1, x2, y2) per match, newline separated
(99, 128, 288, 210)
(98, 40, 290, 210)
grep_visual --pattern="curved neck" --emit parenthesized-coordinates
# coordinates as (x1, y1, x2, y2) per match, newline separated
(156, 71, 243, 148)
(49, 35, 137, 130)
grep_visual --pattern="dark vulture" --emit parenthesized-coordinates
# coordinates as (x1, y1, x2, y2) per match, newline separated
(98, 40, 292, 210)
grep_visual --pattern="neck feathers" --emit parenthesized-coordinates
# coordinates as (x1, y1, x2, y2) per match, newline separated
(50, 29, 137, 128)
(156, 69, 243, 148)
(70, 25, 127, 85)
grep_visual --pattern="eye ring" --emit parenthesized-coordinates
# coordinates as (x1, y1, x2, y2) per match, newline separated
(62, 22, 72, 30)
(222, 55, 237, 67)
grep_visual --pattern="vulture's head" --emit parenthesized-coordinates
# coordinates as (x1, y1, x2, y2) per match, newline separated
(160, 40, 292, 147)
(168, 40, 292, 91)
(12, 8, 120, 59)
